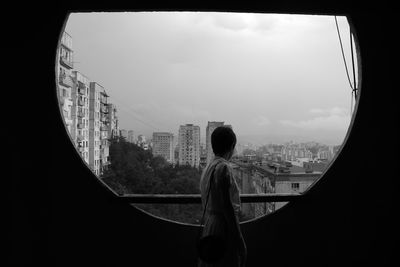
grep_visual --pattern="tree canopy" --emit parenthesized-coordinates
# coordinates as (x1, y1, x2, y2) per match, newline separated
(101, 136, 203, 223)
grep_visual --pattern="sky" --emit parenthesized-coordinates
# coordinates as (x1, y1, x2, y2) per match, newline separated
(64, 12, 358, 146)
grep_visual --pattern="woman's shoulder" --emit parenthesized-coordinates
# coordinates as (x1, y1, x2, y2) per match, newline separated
(215, 160, 231, 171)
(214, 160, 233, 180)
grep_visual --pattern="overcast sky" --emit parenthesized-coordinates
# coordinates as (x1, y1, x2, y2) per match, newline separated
(64, 12, 357, 145)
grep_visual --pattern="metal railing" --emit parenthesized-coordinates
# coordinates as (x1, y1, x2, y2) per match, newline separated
(119, 193, 302, 204)
(60, 56, 73, 69)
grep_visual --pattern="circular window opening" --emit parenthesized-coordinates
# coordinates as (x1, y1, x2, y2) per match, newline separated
(57, 12, 359, 224)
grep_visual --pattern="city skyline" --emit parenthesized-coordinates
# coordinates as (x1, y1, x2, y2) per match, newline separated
(64, 12, 357, 146)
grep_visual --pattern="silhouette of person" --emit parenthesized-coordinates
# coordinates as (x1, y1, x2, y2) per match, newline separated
(199, 126, 247, 267)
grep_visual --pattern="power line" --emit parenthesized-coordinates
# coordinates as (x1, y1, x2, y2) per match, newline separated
(335, 16, 358, 115)
(334, 16, 354, 91)
(108, 95, 162, 131)
(350, 27, 358, 99)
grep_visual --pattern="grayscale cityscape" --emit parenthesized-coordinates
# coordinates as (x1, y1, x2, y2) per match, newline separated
(57, 12, 354, 223)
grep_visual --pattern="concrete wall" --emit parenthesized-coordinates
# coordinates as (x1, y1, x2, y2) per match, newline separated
(11, 6, 396, 267)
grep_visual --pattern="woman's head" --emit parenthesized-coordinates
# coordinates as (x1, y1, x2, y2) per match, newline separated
(211, 126, 237, 159)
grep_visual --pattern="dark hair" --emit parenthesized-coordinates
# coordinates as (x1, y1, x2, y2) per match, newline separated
(211, 126, 237, 156)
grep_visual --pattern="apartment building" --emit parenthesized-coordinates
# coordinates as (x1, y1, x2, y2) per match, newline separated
(71, 71, 90, 164)
(99, 90, 110, 173)
(57, 31, 74, 133)
(106, 103, 119, 138)
(89, 82, 103, 176)
(152, 132, 175, 164)
(281, 145, 313, 162)
(178, 124, 200, 168)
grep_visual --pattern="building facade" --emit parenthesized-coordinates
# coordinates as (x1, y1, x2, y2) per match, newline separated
(71, 71, 90, 164)
(152, 132, 175, 164)
(178, 124, 200, 168)
(106, 103, 119, 139)
(57, 31, 74, 133)
(99, 90, 110, 173)
(88, 82, 103, 176)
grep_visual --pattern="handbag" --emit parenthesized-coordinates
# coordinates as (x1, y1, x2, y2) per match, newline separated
(196, 164, 228, 263)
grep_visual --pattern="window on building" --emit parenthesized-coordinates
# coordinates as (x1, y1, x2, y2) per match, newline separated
(291, 183, 300, 191)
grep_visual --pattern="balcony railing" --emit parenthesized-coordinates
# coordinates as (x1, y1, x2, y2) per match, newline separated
(77, 110, 84, 117)
(59, 74, 73, 88)
(78, 87, 86, 95)
(119, 193, 302, 204)
(60, 56, 73, 69)
(101, 106, 109, 113)
(77, 135, 84, 141)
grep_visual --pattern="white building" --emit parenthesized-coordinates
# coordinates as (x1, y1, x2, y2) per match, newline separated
(179, 124, 201, 168)
(57, 31, 74, 133)
(107, 104, 119, 138)
(89, 82, 103, 176)
(71, 71, 90, 164)
(99, 90, 110, 174)
(152, 132, 175, 164)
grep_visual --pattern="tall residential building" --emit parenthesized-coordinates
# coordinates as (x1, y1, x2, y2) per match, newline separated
(106, 103, 119, 138)
(206, 122, 232, 163)
(99, 90, 110, 173)
(89, 82, 103, 176)
(179, 124, 200, 168)
(152, 132, 175, 164)
(128, 130, 135, 143)
(57, 31, 74, 133)
(71, 71, 90, 164)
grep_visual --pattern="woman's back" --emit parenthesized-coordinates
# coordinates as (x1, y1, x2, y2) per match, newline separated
(199, 156, 241, 267)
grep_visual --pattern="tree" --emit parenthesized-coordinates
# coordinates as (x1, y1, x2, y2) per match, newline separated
(101, 137, 203, 223)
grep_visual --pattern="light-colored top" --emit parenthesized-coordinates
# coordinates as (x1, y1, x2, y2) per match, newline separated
(200, 156, 241, 216)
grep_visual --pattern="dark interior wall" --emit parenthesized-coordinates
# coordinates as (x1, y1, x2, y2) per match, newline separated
(11, 3, 396, 266)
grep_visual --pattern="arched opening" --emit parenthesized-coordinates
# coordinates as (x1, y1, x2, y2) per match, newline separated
(56, 11, 360, 224)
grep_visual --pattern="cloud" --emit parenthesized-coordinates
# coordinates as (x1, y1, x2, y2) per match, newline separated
(209, 13, 249, 32)
(309, 107, 348, 116)
(253, 115, 271, 126)
(280, 107, 350, 131)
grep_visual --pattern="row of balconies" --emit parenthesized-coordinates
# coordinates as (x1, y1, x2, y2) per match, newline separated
(77, 110, 85, 117)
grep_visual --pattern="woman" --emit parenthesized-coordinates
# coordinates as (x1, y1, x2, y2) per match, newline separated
(198, 126, 247, 267)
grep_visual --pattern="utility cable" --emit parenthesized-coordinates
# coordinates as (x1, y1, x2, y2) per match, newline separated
(350, 27, 358, 99)
(334, 16, 354, 91)
(108, 95, 162, 132)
